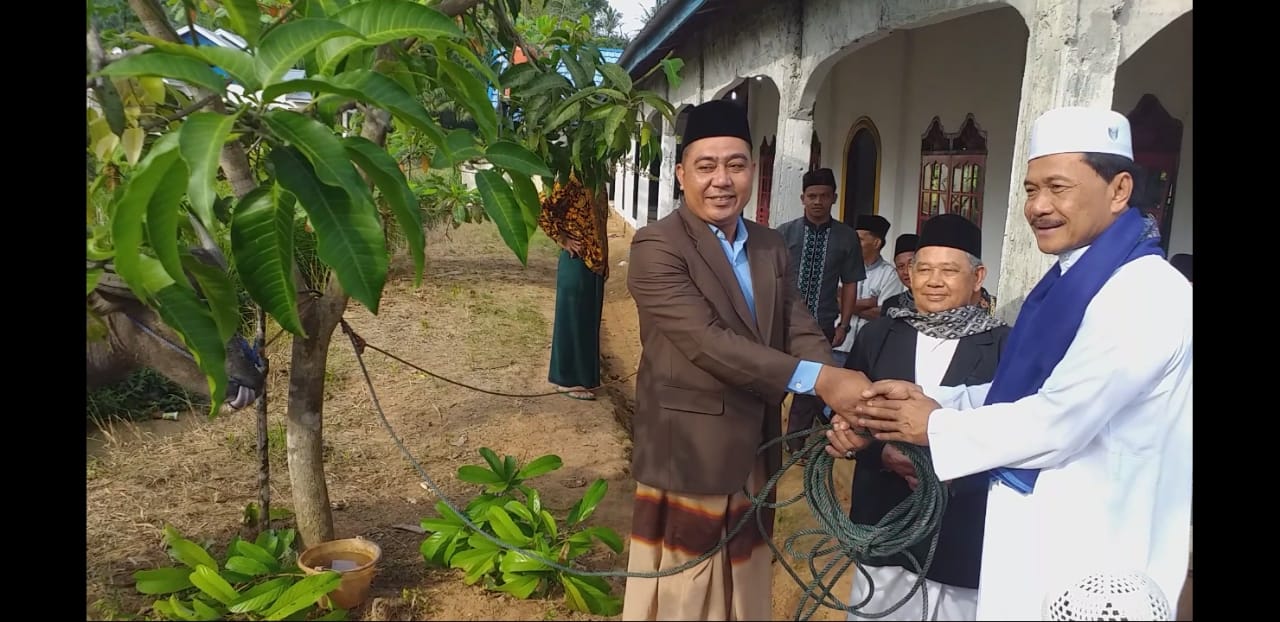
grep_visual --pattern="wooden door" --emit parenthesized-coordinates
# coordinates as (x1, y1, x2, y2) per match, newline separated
(1127, 94, 1183, 249)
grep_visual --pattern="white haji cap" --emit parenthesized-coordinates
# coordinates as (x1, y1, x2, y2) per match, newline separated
(1028, 106, 1134, 161)
(1043, 571, 1173, 621)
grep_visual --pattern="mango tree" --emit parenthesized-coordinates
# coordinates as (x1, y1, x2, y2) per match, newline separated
(86, 0, 678, 547)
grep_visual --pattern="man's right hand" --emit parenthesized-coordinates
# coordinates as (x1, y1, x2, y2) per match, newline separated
(882, 444, 919, 490)
(815, 366, 874, 458)
(860, 379, 921, 402)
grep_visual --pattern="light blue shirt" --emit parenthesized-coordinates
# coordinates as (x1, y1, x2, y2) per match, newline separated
(708, 219, 823, 396)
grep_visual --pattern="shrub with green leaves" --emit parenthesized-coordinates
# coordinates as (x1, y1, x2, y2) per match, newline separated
(420, 448, 624, 615)
(134, 525, 344, 621)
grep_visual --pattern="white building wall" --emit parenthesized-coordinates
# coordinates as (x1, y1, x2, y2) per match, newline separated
(816, 7, 1028, 295)
(1113, 11, 1193, 256)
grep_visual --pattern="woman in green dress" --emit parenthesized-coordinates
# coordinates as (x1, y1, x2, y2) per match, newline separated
(538, 177, 610, 400)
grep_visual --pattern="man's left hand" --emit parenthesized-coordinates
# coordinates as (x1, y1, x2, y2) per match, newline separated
(854, 389, 941, 446)
(831, 325, 848, 347)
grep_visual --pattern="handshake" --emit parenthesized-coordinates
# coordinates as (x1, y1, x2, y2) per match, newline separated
(811, 366, 942, 473)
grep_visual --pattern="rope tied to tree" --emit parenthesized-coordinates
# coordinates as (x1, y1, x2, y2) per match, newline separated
(337, 320, 949, 620)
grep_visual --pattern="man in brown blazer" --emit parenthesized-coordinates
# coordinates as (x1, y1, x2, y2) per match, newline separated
(621, 99, 875, 621)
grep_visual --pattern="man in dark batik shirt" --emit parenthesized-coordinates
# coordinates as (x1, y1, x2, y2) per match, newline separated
(775, 168, 865, 455)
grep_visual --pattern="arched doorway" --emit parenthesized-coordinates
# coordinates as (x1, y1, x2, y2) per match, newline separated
(841, 118, 881, 225)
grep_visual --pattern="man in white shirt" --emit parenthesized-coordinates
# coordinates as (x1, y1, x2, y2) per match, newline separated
(824, 106, 1193, 620)
(834, 214, 906, 364)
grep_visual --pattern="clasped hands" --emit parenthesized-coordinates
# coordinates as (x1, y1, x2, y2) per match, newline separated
(812, 367, 943, 487)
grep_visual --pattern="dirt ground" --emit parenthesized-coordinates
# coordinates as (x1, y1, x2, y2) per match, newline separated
(85, 211, 1191, 620)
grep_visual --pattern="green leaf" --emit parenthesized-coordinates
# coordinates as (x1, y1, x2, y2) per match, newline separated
(270, 147, 386, 313)
(342, 136, 425, 286)
(437, 58, 498, 142)
(478, 447, 504, 475)
(516, 72, 573, 100)
(448, 548, 499, 585)
(178, 112, 238, 230)
(144, 156, 191, 289)
(492, 572, 541, 599)
(232, 540, 281, 570)
(547, 101, 582, 132)
(263, 70, 448, 154)
(112, 133, 182, 303)
(475, 169, 530, 265)
(180, 253, 241, 344)
(134, 567, 196, 595)
(231, 186, 304, 336)
(221, 0, 262, 46)
(598, 62, 632, 94)
(97, 52, 227, 95)
(87, 268, 103, 296)
(502, 500, 536, 524)
(262, 571, 343, 620)
(164, 525, 221, 572)
(578, 526, 624, 553)
(661, 57, 685, 90)
(444, 129, 482, 165)
(262, 110, 373, 206)
(227, 577, 291, 614)
(566, 479, 608, 526)
(256, 18, 363, 86)
(562, 574, 621, 615)
(225, 555, 272, 577)
(498, 550, 550, 574)
(131, 34, 263, 92)
(318, 0, 464, 74)
(190, 565, 241, 605)
(457, 465, 505, 486)
(314, 607, 348, 621)
(604, 107, 628, 148)
(420, 517, 463, 535)
(486, 506, 530, 546)
(561, 54, 592, 90)
(487, 141, 553, 179)
(498, 63, 538, 90)
(420, 530, 460, 565)
(638, 91, 676, 124)
(515, 455, 562, 481)
(434, 39, 498, 86)
(507, 174, 541, 238)
(190, 598, 223, 621)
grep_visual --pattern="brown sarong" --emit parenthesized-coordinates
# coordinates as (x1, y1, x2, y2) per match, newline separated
(622, 459, 776, 621)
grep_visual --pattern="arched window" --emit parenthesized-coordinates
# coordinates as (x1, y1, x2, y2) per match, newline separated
(917, 114, 988, 231)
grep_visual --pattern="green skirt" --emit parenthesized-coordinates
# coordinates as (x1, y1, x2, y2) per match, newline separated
(549, 249, 605, 388)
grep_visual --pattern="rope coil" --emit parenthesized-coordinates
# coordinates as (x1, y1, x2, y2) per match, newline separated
(337, 320, 948, 621)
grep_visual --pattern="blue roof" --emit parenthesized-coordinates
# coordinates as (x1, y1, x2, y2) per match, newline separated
(489, 47, 625, 109)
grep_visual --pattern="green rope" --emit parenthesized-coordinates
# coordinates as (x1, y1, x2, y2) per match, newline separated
(342, 323, 949, 621)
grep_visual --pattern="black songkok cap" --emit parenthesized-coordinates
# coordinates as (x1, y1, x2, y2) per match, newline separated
(803, 168, 836, 190)
(894, 234, 919, 258)
(681, 99, 752, 150)
(855, 214, 891, 242)
(918, 213, 982, 258)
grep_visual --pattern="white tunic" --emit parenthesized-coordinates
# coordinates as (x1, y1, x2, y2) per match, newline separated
(837, 256, 906, 352)
(849, 333, 976, 622)
(920, 248, 1193, 620)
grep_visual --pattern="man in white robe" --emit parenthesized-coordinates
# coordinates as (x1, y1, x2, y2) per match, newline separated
(823, 107, 1193, 620)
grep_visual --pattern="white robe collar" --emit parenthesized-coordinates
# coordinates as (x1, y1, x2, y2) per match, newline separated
(1058, 245, 1091, 275)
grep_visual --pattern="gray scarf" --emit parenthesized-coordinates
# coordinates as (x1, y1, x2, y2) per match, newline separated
(887, 303, 1006, 340)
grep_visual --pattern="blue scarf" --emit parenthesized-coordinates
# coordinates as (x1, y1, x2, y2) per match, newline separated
(986, 207, 1164, 494)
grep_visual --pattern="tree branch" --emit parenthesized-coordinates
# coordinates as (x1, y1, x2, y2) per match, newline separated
(433, 0, 484, 16)
(490, 0, 539, 62)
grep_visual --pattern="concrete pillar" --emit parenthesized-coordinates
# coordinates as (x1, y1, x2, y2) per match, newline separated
(657, 131, 677, 220)
(994, 0, 1124, 324)
(636, 141, 651, 228)
(769, 116, 814, 228)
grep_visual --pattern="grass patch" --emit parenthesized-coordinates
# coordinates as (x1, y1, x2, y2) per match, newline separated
(464, 290, 548, 356)
(86, 368, 206, 426)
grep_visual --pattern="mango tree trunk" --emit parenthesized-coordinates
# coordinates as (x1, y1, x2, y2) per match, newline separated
(286, 274, 349, 547)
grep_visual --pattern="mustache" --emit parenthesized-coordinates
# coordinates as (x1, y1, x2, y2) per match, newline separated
(1032, 217, 1065, 227)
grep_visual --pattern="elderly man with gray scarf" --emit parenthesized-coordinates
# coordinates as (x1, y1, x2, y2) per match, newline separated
(837, 213, 1011, 621)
